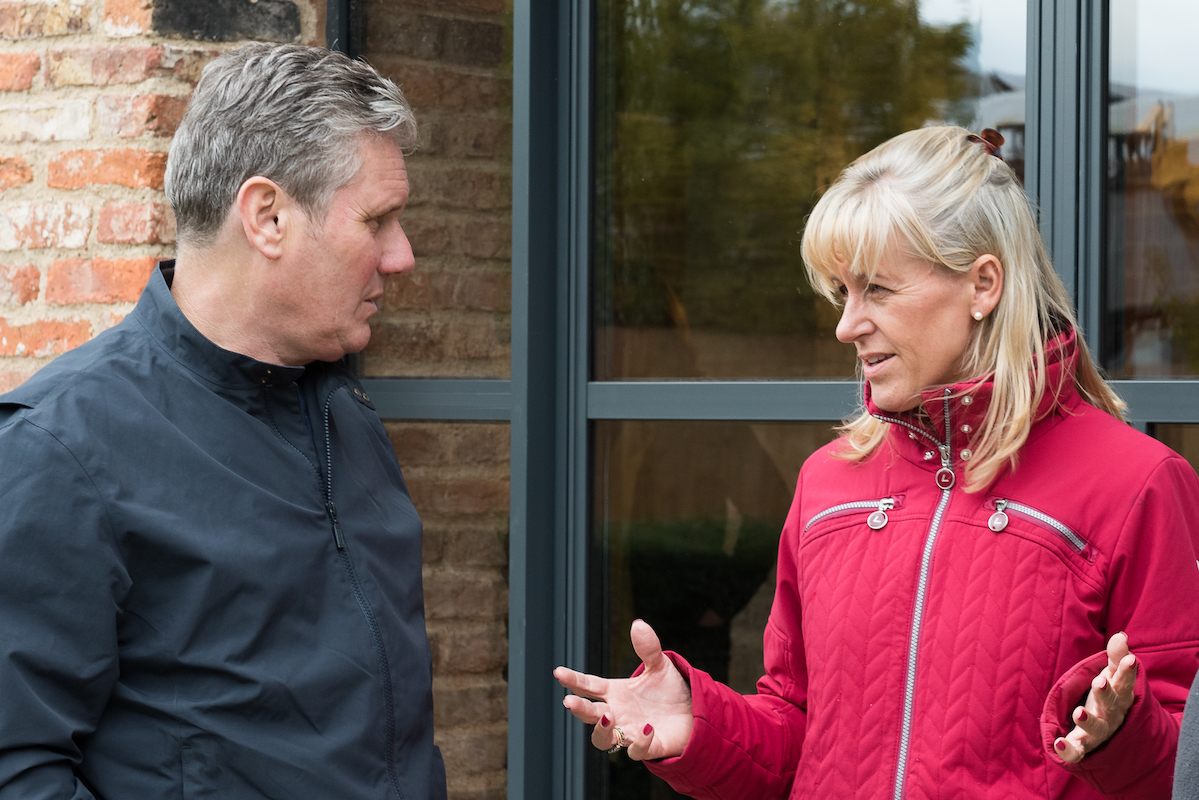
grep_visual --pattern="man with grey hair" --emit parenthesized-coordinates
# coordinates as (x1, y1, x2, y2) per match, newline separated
(0, 43, 446, 799)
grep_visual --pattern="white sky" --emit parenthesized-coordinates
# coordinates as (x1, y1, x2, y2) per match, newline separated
(1109, 0, 1199, 96)
(919, 0, 1027, 77)
(920, 0, 1199, 97)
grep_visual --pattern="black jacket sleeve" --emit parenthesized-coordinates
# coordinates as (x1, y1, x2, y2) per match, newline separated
(0, 417, 128, 799)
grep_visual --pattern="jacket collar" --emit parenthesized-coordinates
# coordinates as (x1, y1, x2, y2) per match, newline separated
(864, 328, 1080, 458)
(132, 261, 307, 390)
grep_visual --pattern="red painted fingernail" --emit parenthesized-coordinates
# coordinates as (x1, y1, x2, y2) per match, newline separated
(1055, 739, 1066, 752)
(600, 715, 609, 727)
(643, 724, 654, 736)
(1077, 709, 1088, 722)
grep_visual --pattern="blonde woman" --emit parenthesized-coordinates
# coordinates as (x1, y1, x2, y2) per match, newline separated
(555, 126, 1199, 798)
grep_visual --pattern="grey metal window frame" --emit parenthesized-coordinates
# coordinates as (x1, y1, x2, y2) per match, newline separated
(331, 0, 1199, 797)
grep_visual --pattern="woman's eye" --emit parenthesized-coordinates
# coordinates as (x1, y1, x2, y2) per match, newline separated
(866, 283, 889, 295)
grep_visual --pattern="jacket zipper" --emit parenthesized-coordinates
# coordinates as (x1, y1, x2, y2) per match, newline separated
(875, 387, 955, 800)
(320, 388, 405, 800)
(805, 496, 904, 532)
(987, 498, 1088, 554)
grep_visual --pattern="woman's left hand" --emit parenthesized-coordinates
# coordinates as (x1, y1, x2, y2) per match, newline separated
(1054, 632, 1138, 763)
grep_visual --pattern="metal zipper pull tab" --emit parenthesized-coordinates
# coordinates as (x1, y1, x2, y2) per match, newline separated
(989, 499, 1009, 532)
(867, 497, 895, 530)
(326, 500, 346, 550)
(934, 445, 955, 489)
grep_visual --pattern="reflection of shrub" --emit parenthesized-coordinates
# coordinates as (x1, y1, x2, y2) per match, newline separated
(624, 516, 781, 683)
(598, 0, 974, 337)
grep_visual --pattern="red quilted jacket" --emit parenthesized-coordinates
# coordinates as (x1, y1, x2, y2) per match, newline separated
(647, 331, 1199, 798)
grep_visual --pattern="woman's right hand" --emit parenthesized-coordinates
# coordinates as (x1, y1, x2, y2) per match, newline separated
(553, 619, 695, 761)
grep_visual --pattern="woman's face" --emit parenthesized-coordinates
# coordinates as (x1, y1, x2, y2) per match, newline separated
(832, 251, 977, 413)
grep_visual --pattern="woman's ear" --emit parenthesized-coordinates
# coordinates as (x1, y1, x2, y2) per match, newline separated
(236, 176, 290, 260)
(969, 254, 1004, 320)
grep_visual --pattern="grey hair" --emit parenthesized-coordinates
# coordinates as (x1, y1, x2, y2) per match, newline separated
(165, 43, 418, 247)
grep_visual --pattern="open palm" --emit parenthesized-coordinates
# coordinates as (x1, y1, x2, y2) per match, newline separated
(553, 619, 695, 761)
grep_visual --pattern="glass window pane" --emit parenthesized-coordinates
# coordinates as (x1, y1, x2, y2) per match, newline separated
(592, 0, 1026, 381)
(1153, 423, 1199, 475)
(588, 420, 839, 799)
(1105, 0, 1199, 377)
(357, 0, 513, 379)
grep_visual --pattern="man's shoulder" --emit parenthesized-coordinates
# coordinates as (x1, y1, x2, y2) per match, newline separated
(0, 317, 152, 432)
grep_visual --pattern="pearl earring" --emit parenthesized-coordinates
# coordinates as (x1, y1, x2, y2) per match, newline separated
(972, 311, 983, 321)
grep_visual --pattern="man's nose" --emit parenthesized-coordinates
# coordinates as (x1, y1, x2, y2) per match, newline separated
(381, 228, 416, 274)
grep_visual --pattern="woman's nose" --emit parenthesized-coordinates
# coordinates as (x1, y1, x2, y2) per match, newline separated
(835, 296, 869, 343)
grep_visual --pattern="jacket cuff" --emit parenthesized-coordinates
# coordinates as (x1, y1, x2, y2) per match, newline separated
(640, 652, 793, 799)
(1042, 650, 1178, 796)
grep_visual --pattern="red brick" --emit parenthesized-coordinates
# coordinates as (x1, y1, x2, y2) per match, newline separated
(46, 257, 157, 304)
(432, 676, 507, 729)
(97, 201, 176, 244)
(444, 116, 511, 160)
(424, 569, 506, 619)
(379, 0, 504, 13)
(48, 149, 167, 189)
(98, 94, 189, 138)
(0, 366, 36, 392)
(48, 46, 162, 87)
(103, 0, 150, 36)
(0, 263, 39, 305)
(158, 45, 219, 86)
(385, 421, 509, 465)
(427, 621, 507, 673)
(374, 59, 507, 113)
(0, 0, 90, 39)
(437, 725, 507, 775)
(0, 316, 91, 356)
(411, 166, 510, 211)
(0, 157, 33, 190)
(0, 202, 92, 250)
(443, 527, 507, 568)
(384, 271, 509, 312)
(406, 475, 509, 515)
(459, 219, 510, 260)
(0, 52, 40, 90)
(402, 216, 450, 257)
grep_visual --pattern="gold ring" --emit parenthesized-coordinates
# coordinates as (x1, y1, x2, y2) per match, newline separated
(607, 725, 626, 754)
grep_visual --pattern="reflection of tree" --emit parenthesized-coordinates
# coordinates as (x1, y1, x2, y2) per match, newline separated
(598, 0, 974, 336)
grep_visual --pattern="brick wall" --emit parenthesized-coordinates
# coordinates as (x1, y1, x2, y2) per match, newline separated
(360, 0, 512, 379)
(0, 2, 513, 798)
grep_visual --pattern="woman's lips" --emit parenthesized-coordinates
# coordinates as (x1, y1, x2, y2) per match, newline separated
(861, 353, 894, 378)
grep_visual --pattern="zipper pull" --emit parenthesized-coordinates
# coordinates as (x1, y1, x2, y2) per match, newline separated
(989, 499, 1009, 532)
(326, 500, 346, 550)
(867, 497, 895, 530)
(934, 445, 955, 489)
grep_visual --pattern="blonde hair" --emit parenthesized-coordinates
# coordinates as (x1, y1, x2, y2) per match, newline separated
(801, 126, 1125, 491)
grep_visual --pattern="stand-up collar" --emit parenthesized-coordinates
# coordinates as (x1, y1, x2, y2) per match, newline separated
(864, 328, 1080, 455)
(132, 261, 306, 390)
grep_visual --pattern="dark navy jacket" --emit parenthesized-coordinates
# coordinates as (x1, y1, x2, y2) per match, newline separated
(0, 265, 446, 800)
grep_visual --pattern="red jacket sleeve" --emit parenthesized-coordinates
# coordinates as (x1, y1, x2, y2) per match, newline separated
(1043, 455, 1199, 796)
(645, 477, 809, 799)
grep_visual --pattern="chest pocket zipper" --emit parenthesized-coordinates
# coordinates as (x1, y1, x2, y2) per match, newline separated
(988, 498, 1089, 556)
(805, 496, 903, 532)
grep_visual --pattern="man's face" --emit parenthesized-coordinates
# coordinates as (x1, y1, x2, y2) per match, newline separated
(269, 136, 414, 365)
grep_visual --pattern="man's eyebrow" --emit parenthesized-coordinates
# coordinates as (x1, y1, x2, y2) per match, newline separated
(376, 200, 407, 217)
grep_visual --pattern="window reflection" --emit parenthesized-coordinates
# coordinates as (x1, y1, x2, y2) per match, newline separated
(1153, 424, 1199, 475)
(593, 0, 1027, 381)
(588, 420, 838, 799)
(1105, 0, 1199, 377)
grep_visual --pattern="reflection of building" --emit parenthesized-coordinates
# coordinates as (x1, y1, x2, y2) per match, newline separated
(970, 72, 1026, 181)
(1107, 90, 1199, 376)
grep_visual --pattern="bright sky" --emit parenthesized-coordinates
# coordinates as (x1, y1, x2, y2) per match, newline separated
(918, 0, 1027, 77)
(1110, 0, 1199, 96)
(920, 0, 1199, 97)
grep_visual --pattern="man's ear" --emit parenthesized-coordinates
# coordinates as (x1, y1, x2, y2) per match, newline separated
(236, 177, 295, 261)
(969, 253, 1004, 319)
